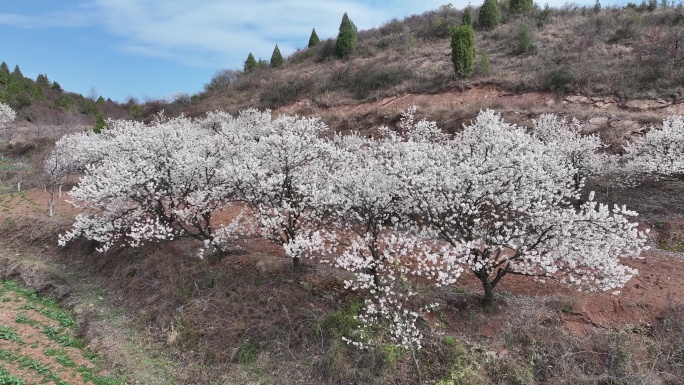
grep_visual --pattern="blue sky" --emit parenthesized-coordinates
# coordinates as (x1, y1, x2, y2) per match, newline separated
(1, 0, 609, 103)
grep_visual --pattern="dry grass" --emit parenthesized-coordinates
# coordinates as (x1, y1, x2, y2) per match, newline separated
(194, 6, 684, 120)
(0, 196, 684, 384)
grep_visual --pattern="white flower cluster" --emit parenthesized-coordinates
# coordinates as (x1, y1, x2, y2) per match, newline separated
(532, 114, 610, 187)
(623, 115, 684, 180)
(51, 107, 662, 351)
(0, 102, 15, 128)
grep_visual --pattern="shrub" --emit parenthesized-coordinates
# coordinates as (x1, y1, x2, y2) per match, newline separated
(204, 69, 240, 92)
(420, 4, 460, 39)
(543, 66, 575, 94)
(54, 95, 72, 110)
(347, 63, 413, 100)
(451, 23, 476, 78)
(479, 0, 502, 29)
(259, 79, 306, 107)
(477, 53, 492, 75)
(335, 12, 358, 57)
(514, 24, 534, 55)
(316, 39, 337, 62)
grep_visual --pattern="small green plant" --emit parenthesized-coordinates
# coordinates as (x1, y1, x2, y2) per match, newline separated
(82, 348, 101, 365)
(322, 301, 362, 338)
(383, 344, 405, 366)
(0, 366, 26, 385)
(55, 351, 76, 368)
(234, 341, 259, 365)
(437, 339, 484, 385)
(0, 325, 24, 345)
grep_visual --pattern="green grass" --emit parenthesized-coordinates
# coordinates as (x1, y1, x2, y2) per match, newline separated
(659, 238, 684, 252)
(0, 279, 124, 385)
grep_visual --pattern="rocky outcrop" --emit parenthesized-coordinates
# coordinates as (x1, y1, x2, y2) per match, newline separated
(622, 99, 671, 111)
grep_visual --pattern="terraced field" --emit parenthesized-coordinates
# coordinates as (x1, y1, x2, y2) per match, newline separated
(0, 280, 122, 385)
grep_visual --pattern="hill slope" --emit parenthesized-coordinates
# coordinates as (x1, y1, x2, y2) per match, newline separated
(185, 5, 684, 133)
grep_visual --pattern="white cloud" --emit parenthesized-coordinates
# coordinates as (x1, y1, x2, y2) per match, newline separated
(0, 9, 92, 29)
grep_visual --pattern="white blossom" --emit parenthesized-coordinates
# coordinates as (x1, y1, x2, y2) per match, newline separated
(0, 102, 16, 128)
(623, 115, 684, 180)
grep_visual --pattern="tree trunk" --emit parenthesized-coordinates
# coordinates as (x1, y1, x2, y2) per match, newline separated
(292, 256, 302, 273)
(477, 273, 495, 310)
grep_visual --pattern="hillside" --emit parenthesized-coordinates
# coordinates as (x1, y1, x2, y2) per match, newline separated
(0, 3, 683, 385)
(188, 4, 684, 133)
(0, 62, 130, 127)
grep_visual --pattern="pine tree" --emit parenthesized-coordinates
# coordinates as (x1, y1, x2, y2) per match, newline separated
(93, 111, 107, 134)
(510, 0, 534, 14)
(478, 0, 501, 30)
(462, 8, 473, 26)
(244, 52, 258, 72)
(335, 12, 357, 58)
(451, 22, 475, 78)
(308, 28, 320, 48)
(36, 74, 50, 88)
(51, 81, 63, 92)
(0, 62, 10, 85)
(12, 65, 23, 78)
(270, 45, 284, 68)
